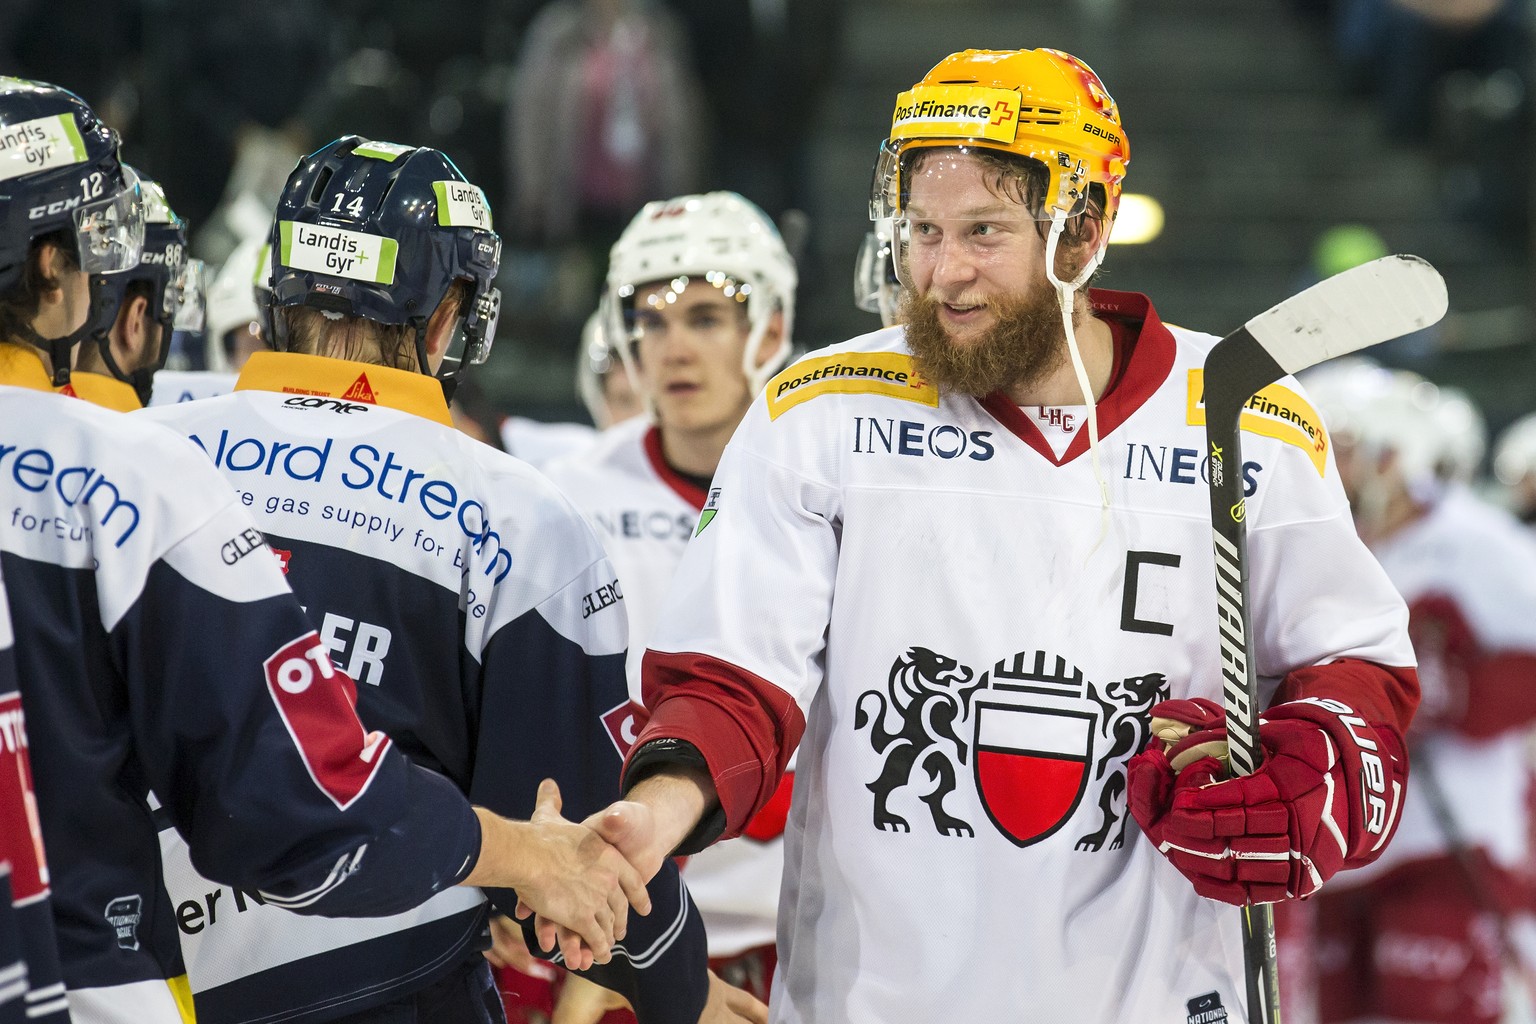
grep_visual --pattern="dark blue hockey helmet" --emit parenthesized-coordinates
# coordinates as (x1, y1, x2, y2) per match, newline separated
(90, 173, 200, 403)
(264, 136, 501, 398)
(0, 76, 145, 384)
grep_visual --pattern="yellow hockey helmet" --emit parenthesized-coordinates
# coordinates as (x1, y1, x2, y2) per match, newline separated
(870, 48, 1129, 226)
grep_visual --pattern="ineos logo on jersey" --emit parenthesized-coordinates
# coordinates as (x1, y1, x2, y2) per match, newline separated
(591, 509, 694, 542)
(1123, 442, 1262, 497)
(852, 417, 995, 461)
(283, 396, 369, 415)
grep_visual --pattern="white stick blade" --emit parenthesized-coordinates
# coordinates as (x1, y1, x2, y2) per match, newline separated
(1245, 255, 1448, 375)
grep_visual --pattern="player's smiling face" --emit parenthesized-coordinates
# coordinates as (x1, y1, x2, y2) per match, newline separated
(900, 151, 1051, 346)
(631, 280, 756, 435)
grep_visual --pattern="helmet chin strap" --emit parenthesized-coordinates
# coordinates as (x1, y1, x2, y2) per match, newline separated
(21, 275, 122, 388)
(1044, 209, 1112, 543)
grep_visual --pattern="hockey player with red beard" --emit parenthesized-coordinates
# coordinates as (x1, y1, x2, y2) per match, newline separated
(538, 47, 1422, 1022)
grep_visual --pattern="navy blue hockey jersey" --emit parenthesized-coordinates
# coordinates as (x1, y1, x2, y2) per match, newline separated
(0, 562, 69, 1024)
(0, 347, 483, 1024)
(142, 352, 708, 1024)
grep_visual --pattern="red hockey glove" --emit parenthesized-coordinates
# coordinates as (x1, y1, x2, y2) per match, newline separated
(1127, 695, 1407, 904)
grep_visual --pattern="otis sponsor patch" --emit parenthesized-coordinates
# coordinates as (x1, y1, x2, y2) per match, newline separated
(279, 221, 398, 285)
(890, 85, 1021, 144)
(767, 352, 936, 421)
(1186, 369, 1329, 476)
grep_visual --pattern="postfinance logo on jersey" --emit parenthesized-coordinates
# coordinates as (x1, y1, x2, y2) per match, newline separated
(1185, 369, 1328, 477)
(186, 429, 514, 584)
(767, 352, 937, 421)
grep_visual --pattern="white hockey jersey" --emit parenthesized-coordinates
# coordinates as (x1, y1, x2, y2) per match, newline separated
(545, 418, 785, 959)
(500, 415, 597, 469)
(634, 291, 1418, 1023)
(141, 352, 709, 1024)
(146, 370, 238, 408)
(1337, 485, 1536, 886)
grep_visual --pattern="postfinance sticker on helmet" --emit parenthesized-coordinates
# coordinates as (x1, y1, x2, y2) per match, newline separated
(353, 140, 414, 162)
(279, 221, 398, 286)
(890, 86, 1021, 145)
(0, 113, 89, 183)
(433, 181, 492, 229)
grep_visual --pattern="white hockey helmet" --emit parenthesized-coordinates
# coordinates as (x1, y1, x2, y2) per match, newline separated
(1347, 370, 1478, 501)
(205, 238, 270, 372)
(1493, 412, 1536, 510)
(602, 191, 796, 396)
(1431, 386, 1487, 483)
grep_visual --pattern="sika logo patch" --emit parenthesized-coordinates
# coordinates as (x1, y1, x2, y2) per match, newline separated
(341, 373, 377, 404)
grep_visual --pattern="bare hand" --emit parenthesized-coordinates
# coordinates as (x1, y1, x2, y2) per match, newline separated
(509, 779, 651, 970)
(699, 969, 769, 1024)
(483, 913, 541, 973)
(551, 973, 632, 1024)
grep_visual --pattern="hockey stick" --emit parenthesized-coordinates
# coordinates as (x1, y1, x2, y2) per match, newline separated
(1201, 254, 1448, 1024)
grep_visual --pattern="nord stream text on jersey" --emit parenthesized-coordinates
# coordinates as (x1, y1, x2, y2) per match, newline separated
(185, 429, 513, 582)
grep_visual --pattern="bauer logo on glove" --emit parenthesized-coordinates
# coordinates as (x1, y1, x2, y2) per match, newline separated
(1126, 693, 1406, 905)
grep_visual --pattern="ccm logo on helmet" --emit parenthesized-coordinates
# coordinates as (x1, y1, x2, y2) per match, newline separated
(1082, 123, 1120, 145)
(28, 196, 82, 220)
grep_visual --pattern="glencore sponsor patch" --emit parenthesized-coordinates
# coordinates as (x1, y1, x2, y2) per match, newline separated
(766, 352, 937, 420)
(1186, 369, 1329, 476)
(890, 85, 1021, 144)
(433, 180, 492, 229)
(0, 113, 88, 182)
(279, 221, 398, 285)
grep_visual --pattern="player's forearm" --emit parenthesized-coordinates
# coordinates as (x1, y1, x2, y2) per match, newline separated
(625, 766, 718, 856)
(461, 807, 536, 889)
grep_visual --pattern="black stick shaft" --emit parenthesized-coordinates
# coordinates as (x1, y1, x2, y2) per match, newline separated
(1204, 331, 1284, 1024)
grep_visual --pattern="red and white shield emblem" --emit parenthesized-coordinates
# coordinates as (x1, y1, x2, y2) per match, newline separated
(973, 703, 1093, 847)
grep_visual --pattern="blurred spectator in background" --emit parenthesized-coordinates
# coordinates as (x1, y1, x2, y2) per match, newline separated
(666, 0, 839, 222)
(506, 0, 705, 252)
(1301, 224, 1441, 369)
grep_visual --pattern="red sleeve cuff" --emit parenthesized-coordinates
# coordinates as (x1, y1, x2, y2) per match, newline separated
(627, 650, 806, 839)
(1270, 657, 1420, 735)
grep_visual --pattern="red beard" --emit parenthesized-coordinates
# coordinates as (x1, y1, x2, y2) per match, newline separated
(901, 283, 1073, 398)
